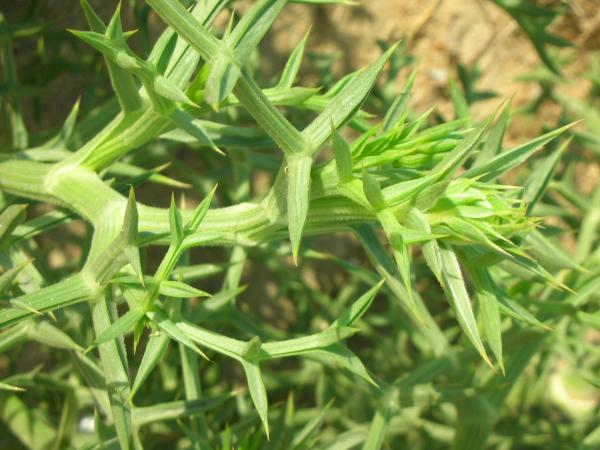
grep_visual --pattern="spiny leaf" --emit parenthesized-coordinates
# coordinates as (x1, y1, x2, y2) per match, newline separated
(287, 154, 312, 265)
(363, 173, 386, 212)
(438, 245, 492, 367)
(353, 224, 424, 325)
(148, 309, 209, 361)
(406, 208, 443, 284)
(303, 43, 398, 149)
(130, 333, 169, 399)
(0, 259, 32, 296)
(290, 400, 333, 448)
(312, 344, 377, 386)
(132, 396, 231, 428)
(242, 335, 263, 362)
(382, 70, 416, 132)
(205, 44, 240, 110)
(159, 280, 210, 299)
(153, 74, 197, 107)
(0, 381, 25, 392)
(524, 137, 570, 213)
(169, 109, 223, 155)
(449, 77, 470, 121)
(278, 28, 310, 88)
(472, 100, 511, 168)
(121, 187, 139, 244)
(331, 123, 354, 182)
(331, 280, 384, 327)
(77, 3, 142, 113)
(0, 204, 27, 246)
(87, 308, 145, 352)
(169, 194, 184, 245)
(80, 0, 106, 33)
(241, 360, 269, 438)
(524, 229, 583, 272)
(469, 266, 505, 373)
(462, 123, 573, 182)
(27, 321, 84, 352)
(413, 180, 450, 212)
(186, 184, 218, 232)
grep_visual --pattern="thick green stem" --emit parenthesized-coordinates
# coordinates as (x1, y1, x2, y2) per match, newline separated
(92, 293, 134, 450)
(0, 275, 96, 328)
(0, 159, 375, 249)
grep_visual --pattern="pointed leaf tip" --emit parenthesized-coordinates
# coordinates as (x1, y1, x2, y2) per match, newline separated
(287, 155, 312, 264)
(186, 184, 218, 232)
(121, 187, 139, 244)
(331, 122, 354, 182)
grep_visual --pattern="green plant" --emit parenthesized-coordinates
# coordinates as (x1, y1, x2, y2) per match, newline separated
(0, 1, 598, 449)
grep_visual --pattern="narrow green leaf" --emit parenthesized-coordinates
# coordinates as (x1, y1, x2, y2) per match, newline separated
(278, 29, 310, 88)
(331, 124, 354, 182)
(205, 48, 241, 110)
(472, 100, 510, 168)
(353, 224, 426, 326)
(88, 308, 146, 351)
(406, 208, 443, 283)
(363, 173, 386, 212)
(413, 179, 449, 212)
(176, 320, 246, 359)
(130, 333, 170, 398)
(0, 204, 27, 246)
(462, 123, 573, 182)
(148, 309, 209, 361)
(331, 280, 384, 327)
(438, 245, 492, 367)
(449, 77, 470, 121)
(291, 400, 333, 448)
(287, 154, 312, 264)
(153, 74, 196, 107)
(103, 5, 143, 113)
(362, 409, 389, 450)
(382, 70, 416, 132)
(121, 187, 139, 244)
(169, 194, 184, 245)
(186, 184, 218, 232)
(241, 360, 269, 438)
(388, 230, 413, 302)
(0, 275, 94, 329)
(27, 321, 83, 352)
(524, 137, 569, 213)
(311, 343, 377, 386)
(0, 259, 31, 296)
(0, 381, 25, 392)
(80, 0, 106, 33)
(524, 229, 582, 272)
(169, 109, 223, 155)
(469, 266, 504, 373)
(303, 44, 397, 149)
(159, 280, 209, 298)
